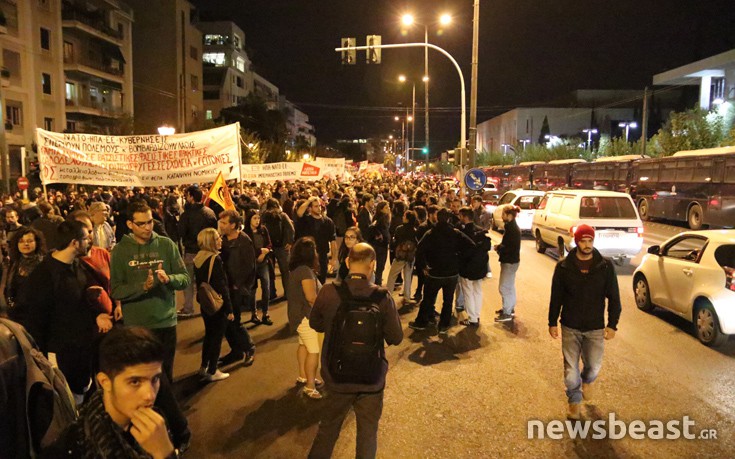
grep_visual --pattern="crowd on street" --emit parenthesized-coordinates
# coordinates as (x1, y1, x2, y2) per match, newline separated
(0, 172, 621, 458)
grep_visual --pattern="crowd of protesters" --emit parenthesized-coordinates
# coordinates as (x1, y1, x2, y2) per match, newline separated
(0, 172, 529, 457)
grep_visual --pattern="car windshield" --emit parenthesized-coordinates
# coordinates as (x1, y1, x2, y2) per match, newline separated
(517, 195, 541, 210)
(579, 197, 637, 219)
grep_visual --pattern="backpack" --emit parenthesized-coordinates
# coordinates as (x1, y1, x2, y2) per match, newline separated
(327, 284, 386, 385)
(395, 240, 417, 262)
(0, 319, 77, 458)
(197, 256, 224, 316)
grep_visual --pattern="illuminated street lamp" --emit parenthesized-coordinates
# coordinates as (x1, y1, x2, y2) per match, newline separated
(582, 128, 598, 152)
(520, 139, 530, 150)
(400, 11, 453, 163)
(157, 125, 175, 136)
(618, 121, 638, 142)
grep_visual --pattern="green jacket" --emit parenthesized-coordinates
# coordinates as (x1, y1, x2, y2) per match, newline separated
(110, 232, 189, 329)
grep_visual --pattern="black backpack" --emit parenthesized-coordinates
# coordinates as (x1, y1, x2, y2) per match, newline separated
(395, 240, 417, 262)
(327, 284, 386, 385)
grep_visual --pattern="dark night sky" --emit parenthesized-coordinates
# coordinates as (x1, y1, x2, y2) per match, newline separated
(193, 0, 735, 154)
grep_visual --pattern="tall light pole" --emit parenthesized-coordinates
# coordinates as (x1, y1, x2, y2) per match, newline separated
(583, 128, 598, 152)
(618, 121, 637, 142)
(398, 74, 416, 171)
(468, 0, 480, 168)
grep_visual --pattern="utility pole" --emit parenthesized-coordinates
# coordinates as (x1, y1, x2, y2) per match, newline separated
(468, 0, 480, 168)
(641, 86, 649, 156)
(424, 26, 430, 159)
(411, 83, 416, 170)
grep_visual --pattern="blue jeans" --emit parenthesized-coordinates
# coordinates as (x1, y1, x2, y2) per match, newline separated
(561, 325, 605, 404)
(250, 262, 270, 316)
(498, 262, 519, 314)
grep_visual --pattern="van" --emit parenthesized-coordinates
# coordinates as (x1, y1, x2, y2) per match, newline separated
(532, 190, 643, 264)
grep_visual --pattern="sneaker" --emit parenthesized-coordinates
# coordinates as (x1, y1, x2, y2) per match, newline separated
(261, 315, 273, 326)
(250, 314, 261, 324)
(177, 310, 194, 319)
(494, 313, 514, 323)
(438, 326, 450, 336)
(218, 352, 244, 366)
(204, 370, 230, 382)
(567, 402, 581, 420)
(408, 321, 427, 331)
(582, 382, 593, 401)
(459, 319, 479, 327)
(243, 351, 255, 367)
(495, 309, 515, 317)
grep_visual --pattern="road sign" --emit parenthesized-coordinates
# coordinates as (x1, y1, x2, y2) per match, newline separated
(17, 176, 29, 190)
(464, 168, 486, 191)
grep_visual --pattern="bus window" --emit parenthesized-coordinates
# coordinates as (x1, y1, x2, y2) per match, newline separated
(692, 159, 713, 182)
(660, 162, 677, 181)
(675, 161, 694, 182)
(724, 163, 735, 184)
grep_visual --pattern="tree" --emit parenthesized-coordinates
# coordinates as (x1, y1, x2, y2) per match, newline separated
(649, 107, 725, 156)
(597, 136, 635, 157)
(538, 115, 550, 144)
(219, 93, 288, 163)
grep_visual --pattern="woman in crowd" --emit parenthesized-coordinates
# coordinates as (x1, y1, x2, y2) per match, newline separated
(0, 227, 46, 320)
(368, 200, 391, 285)
(244, 209, 273, 325)
(286, 237, 323, 399)
(495, 205, 522, 322)
(385, 210, 419, 303)
(194, 228, 233, 382)
(335, 226, 364, 285)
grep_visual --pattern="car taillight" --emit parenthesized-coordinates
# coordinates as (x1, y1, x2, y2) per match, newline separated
(725, 267, 735, 292)
(637, 227, 644, 237)
(710, 196, 722, 210)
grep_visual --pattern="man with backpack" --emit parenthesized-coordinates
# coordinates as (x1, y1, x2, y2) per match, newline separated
(308, 243, 403, 459)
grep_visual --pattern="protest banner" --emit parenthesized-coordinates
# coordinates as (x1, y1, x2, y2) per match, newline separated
(240, 158, 346, 183)
(315, 157, 345, 178)
(36, 124, 241, 187)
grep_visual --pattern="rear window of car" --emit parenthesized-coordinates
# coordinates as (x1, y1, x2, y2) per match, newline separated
(579, 197, 637, 219)
(714, 244, 735, 268)
(517, 195, 542, 210)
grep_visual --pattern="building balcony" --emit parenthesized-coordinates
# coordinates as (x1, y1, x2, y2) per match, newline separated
(66, 98, 124, 118)
(62, 9, 123, 45)
(64, 57, 124, 84)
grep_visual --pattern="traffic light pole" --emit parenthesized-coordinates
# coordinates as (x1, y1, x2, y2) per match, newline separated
(335, 41, 466, 176)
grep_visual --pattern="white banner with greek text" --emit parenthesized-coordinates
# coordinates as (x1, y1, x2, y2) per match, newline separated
(241, 158, 346, 183)
(36, 124, 240, 186)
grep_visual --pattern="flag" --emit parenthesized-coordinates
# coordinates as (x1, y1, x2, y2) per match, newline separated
(206, 171, 236, 211)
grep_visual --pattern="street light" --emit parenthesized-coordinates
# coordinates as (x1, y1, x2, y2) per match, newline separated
(618, 121, 637, 142)
(400, 11, 453, 166)
(157, 125, 175, 136)
(520, 139, 530, 150)
(398, 74, 417, 170)
(582, 128, 598, 152)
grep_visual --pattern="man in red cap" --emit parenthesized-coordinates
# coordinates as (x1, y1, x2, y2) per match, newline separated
(548, 224, 621, 420)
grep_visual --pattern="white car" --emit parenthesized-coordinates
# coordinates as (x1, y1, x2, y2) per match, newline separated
(491, 189, 545, 232)
(633, 230, 735, 347)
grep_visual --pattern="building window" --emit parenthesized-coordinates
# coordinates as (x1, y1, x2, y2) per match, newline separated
(6, 105, 22, 126)
(203, 34, 227, 46)
(190, 75, 198, 91)
(206, 110, 213, 120)
(233, 35, 240, 49)
(40, 28, 50, 51)
(235, 57, 245, 72)
(44, 117, 53, 131)
(66, 120, 76, 132)
(63, 41, 73, 62)
(65, 82, 76, 103)
(236, 76, 243, 88)
(41, 73, 51, 94)
(202, 52, 226, 66)
(190, 46, 198, 60)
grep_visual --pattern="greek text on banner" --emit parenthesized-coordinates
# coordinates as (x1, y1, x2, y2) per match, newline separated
(36, 124, 241, 187)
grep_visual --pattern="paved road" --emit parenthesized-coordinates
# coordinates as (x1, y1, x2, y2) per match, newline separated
(172, 221, 735, 458)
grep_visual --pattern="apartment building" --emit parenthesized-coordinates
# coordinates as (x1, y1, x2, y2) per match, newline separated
(127, 0, 202, 134)
(253, 71, 278, 110)
(0, 0, 66, 179)
(62, 0, 134, 134)
(199, 20, 253, 121)
(281, 97, 315, 148)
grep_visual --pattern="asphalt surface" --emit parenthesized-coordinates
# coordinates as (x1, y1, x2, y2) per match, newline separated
(172, 221, 735, 458)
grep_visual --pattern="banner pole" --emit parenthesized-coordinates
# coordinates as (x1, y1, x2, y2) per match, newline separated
(236, 122, 244, 193)
(35, 129, 48, 198)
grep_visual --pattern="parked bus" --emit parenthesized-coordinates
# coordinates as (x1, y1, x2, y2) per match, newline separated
(571, 155, 643, 193)
(533, 159, 586, 191)
(631, 146, 735, 229)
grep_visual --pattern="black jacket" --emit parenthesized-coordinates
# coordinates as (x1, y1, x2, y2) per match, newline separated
(392, 223, 418, 248)
(194, 255, 232, 315)
(548, 248, 622, 331)
(459, 222, 491, 280)
(357, 207, 373, 236)
(496, 219, 521, 264)
(416, 221, 475, 278)
(220, 232, 257, 293)
(178, 203, 217, 254)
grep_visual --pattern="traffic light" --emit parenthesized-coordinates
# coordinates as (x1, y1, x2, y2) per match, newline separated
(366, 35, 381, 64)
(341, 37, 356, 65)
(422, 147, 428, 155)
(446, 149, 455, 162)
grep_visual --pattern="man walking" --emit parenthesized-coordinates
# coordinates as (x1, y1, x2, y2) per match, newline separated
(308, 243, 403, 459)
(177, 185, 217, 317)
(548, 224, 621, 420)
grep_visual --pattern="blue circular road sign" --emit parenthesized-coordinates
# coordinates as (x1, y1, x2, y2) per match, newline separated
(464, 168, 487, 191)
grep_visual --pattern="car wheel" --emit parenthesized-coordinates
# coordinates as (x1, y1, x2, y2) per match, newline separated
(535, 231, 547, 254)
(695, 302, 728, 347)
(558, 239, 566, 258)
(633, 275, 655, 312)
(638, 199, 650, 221)
(687, 204, 704, 230)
